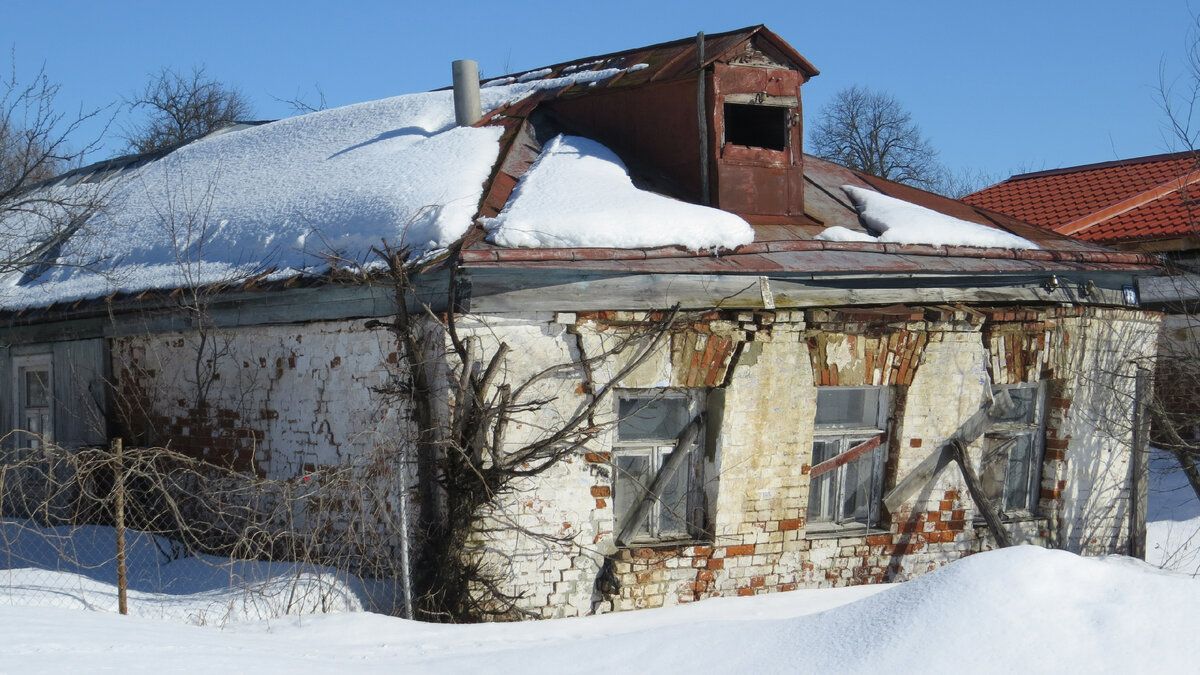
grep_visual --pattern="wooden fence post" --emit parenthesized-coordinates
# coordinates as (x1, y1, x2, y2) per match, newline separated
(112, 437, 128, 616)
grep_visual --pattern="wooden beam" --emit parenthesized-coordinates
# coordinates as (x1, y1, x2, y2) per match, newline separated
(883, 389, 1014, 514)
(616, 413, 704, 546)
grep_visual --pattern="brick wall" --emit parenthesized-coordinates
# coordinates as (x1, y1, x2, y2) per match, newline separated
(106, 304, 1160, 619)
(460, 305, 1160, 618)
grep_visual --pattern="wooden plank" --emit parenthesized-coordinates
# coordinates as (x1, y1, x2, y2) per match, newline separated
(52, 338, 108, 446)
(949, 438, 1012, 548)
(0, 345, 10, 449)
(616, 413, 704, 545)
(464, 269, 1138, 313)
(883, 389, 1014, 513)
(1130, 367, 1151, 559)
(810, 435, 882, 479)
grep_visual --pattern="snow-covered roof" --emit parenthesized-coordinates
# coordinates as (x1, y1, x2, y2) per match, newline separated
(0, 28, 1154, 312)
(0, 62, 774, 310)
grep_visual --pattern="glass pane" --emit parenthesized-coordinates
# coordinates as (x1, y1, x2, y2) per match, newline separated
(615, 454, 652, 536)
(618, 396, 690, 441)
(815, 388, 879, 428)
(808, 472, 834, 522)
(658, 450, 688, 536)
(841, 451, 875, 524)
(992, 386, 1038, 425)
(980, 435, 1014, 504)
(811, 438, 839, 465)
(24, 369, 50, 407)
(808, 438, 840, 522)
(1004, 434, 1034, 511)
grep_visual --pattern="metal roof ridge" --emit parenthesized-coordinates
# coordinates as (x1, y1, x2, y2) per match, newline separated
(1054, 168, 1200, 236)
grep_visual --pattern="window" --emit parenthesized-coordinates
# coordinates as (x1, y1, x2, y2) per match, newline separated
(612, 390, 706, 544)
(981, 383, 1046, 516)
(723, 102, 790, 151)
(807, 387, 889, 531)
(13, 355, 53, 450)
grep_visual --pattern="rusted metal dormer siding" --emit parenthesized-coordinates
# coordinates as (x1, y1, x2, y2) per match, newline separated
(708, 59, 806, 220)
(538, 26, 818, 219)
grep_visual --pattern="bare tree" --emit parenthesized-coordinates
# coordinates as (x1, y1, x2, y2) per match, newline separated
(124, 67, 254, 154)
(0, 55, 109, 276)
(365, 244, 678, 621)
(1148, 14, 1200, 506)
(810, 85, 942, 189)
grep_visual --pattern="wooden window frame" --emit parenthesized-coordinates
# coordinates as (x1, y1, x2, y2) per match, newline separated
(612, 389, 707, 545)
(12, 353, 53, 451)
(807, 386, 890, 532)
(981, 382, 1047, 519)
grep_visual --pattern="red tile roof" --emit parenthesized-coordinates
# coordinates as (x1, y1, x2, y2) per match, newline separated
(963, 151, 1200, 245)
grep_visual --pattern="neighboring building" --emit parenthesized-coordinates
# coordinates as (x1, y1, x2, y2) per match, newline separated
(964, 151, 1200, 258)
(0, 26, 1162, 619)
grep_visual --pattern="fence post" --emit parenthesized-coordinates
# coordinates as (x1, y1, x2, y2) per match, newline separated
(112, 437, 128, 615)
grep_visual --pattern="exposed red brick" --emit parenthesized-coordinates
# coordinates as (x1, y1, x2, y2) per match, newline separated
(590, 486, 611, 498)
(707, 559, 724, 571)
(737, 588, 755, 597)
(778, 518, 802, 531)
(583, 452, 611, 464)
(910, 438, 923, 448)
(726, 544, 756, 557)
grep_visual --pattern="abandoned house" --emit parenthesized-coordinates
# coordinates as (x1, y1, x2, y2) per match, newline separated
(0, 26, 1164, 618)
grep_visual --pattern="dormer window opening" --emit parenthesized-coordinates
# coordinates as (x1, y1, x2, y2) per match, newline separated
(723, 97, 793, 151)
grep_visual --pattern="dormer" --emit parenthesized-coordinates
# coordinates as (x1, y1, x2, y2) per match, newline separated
(541, 26, 819, 226)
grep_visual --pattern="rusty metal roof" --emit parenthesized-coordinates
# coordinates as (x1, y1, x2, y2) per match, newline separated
(457, 25, 1152, 278)
(474, 25, 818, 96)
(461, 151, 1155, 275)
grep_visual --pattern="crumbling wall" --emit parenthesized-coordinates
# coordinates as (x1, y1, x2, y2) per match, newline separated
(105, 303, 1160, 619)
(461, 305, 1160, 618)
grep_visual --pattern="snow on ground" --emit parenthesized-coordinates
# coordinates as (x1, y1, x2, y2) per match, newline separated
(818, 185, 1040, 249)
(2, 546, 1199, 674)
(2, 463, 1198, 672)
(0, 520, 369, 625)
(1147, 449, 1200, 576)
(484, 134, 754, 250)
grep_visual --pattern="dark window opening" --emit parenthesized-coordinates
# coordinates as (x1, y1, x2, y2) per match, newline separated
(723, 103, 789, 151)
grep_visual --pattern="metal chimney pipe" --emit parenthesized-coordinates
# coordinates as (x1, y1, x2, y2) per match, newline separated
(452, 60, 482, 127)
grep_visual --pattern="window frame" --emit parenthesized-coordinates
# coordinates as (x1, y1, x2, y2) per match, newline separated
(12, 353, 53, 451)
(807, 386, 890, 533)
(981, 382, 1048, 518)
(611, 388, 707, 545)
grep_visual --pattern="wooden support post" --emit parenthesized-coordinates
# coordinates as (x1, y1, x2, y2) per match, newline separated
(948, 439, 1012, 548)
(1130, 367, 1151, 560)
(112, 437, 128, 615)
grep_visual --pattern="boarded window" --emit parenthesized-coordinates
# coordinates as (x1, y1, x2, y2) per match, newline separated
(981, 383, 1046, 515)
(613, 390, 706, 543)
(808, 387, 888, 530)
(723, 103, 789, 151)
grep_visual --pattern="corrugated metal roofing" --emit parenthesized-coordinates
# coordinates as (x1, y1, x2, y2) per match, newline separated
(963, 151, 1200, 245)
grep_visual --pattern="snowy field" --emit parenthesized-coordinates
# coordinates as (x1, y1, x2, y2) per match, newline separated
(2, 454, 1198, 674)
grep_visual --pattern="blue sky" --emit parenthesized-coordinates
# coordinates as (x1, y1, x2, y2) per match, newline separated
(1, 0, 1192, 182)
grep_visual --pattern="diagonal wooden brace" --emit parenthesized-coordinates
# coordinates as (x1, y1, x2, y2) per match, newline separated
(616, 413, 705, 545)
(810, 436, 882, 479)
(882, 388, 1014, 514)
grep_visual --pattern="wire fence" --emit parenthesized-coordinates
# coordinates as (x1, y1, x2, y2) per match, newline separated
(0, 438, 415, 625)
